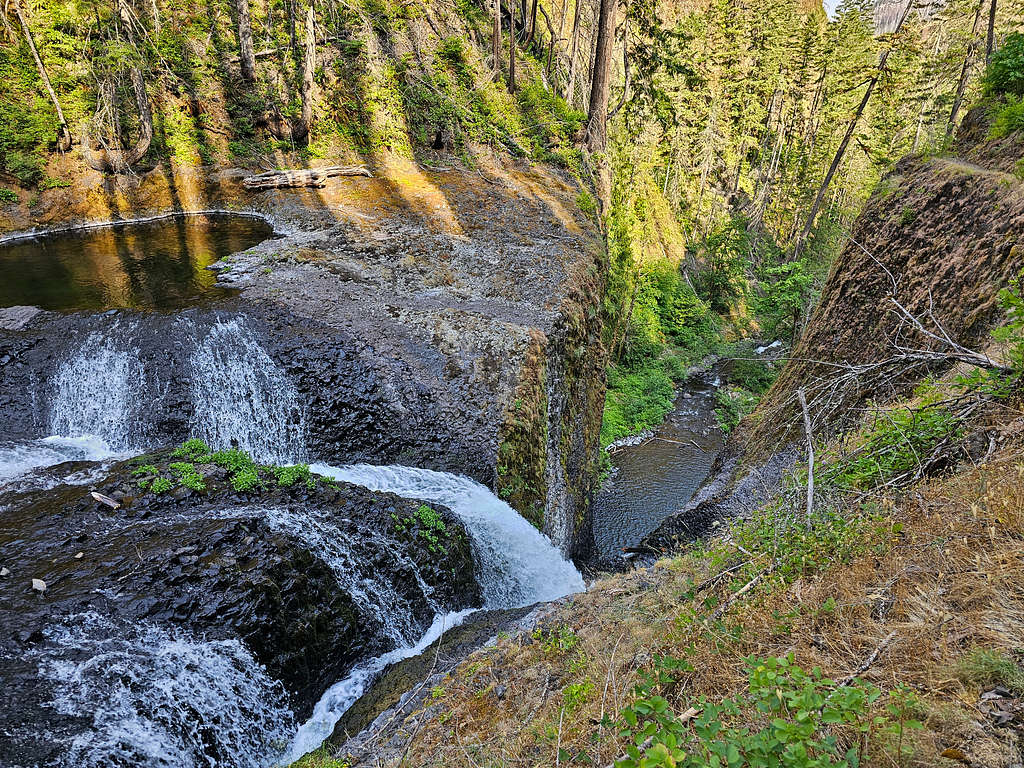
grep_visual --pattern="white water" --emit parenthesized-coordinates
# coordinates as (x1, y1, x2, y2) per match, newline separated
(282, 463, 586, 760)
(189, 318, 306, 463)
(49, 330, 146, 452)
(34, 612, 295, 768)
(282, 608, 477, 763)
(261, 505, 439, 647)
(0, 331, 141, 488)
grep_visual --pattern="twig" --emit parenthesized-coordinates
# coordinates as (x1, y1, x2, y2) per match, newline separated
(839, 630, 898, 687)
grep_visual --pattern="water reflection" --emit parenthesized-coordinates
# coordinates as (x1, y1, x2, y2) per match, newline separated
(0, 214, 274, 311)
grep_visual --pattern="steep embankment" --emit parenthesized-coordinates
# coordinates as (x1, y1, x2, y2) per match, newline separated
(320, 115, 1024, 768)
(750, 105, 1024, 449)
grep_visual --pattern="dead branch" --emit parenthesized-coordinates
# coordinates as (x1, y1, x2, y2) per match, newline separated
(797, 388, 815, 527)
(241, 165, 372, 189)
(838, 630, 897, 687)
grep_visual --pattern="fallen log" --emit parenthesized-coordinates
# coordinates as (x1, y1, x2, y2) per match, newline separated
(241, 165, 373, 189)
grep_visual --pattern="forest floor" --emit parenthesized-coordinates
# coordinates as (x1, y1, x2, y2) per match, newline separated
(313, 402, 1024, 768)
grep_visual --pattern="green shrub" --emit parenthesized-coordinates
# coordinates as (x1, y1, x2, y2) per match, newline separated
(691, 218, 750, 313)
(169, 461, 206, 492)
(275, 463, 316, 489)
(150, 477, 174, 494)
(173, 439, 212, 462)
(714, 386, 759, 432)
(823, 395, 960, 489)
(131, 464, 160, 477)
(210, 448, 256, 473)
(983, 32, 1024, 97)
(229, 466, 262, 492)
(616, 654, 908, 768)
(753, 259, 816, 340)
(989, 95, 1024, 138)
(0, 188, 17, 204)
(601, 360, 680, 447)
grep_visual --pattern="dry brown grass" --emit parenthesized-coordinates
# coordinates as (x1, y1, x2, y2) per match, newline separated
(367, 437, 1024, 768)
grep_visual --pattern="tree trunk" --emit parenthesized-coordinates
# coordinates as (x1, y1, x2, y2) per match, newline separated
(492, 0, 501, 72)
(947, 0, 985, 138)
(524, 0, 539, 46)
(13, 0, 72, 152)
(584, 0, 617, 152)
(793, 4, 911, 259)
(608, 16, 629, 119)
(985, 0, 997, 61)
(564, 0, 583, 104)
(234, 0, 257, 82)
(508, 0, 517, 92)
(299, 2, 315, 139)
(82, 68, 153, 173)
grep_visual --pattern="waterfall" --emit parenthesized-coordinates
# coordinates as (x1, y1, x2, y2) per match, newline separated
(48, 329, 145, 452)
(34, 612, 295, 768)
(260, 505, 440, 647)
(284, 463, 586, 759)
(189, 318, 305, 463)
(311, 464, 585, 608)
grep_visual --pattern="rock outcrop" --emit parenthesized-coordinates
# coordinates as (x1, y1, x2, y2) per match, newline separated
(0, 157, 606, 556)
(0, 452, 479, 766)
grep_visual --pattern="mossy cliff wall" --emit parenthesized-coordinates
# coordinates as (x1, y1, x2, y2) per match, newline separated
(496, 254, 607, 559)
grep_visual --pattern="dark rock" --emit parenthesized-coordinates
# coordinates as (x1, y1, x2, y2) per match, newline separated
(0, 454, 481, 766)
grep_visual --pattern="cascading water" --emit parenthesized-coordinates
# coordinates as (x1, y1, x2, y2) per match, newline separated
(48, 329, 145, 451)
(284, 463, 586, 760)
(189, 318, 305, 463)
(33, 612, 295, 768)
(0, 329, 143, 487)
(261, 505, 440, 647)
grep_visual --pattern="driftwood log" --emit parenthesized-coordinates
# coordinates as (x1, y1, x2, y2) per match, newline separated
(241, 166, 373, 189)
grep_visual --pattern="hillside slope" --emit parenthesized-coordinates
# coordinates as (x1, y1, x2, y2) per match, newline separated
(311, 110, 1024, 768)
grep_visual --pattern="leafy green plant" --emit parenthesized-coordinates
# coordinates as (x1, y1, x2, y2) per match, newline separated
(0, 188, 17, 204)
(753, 260, 815, 340)
(714, 386, 759, 433)
(131, 464, 159, 477)
(563, 680, 595, 713)
(616, 654, 885, 768)
(169, 461, 206, 492)
(150, 477, 174, 494)
(229, 466, 262, 493)
(275, 463, 317, 489)
(983, 32, 1024, 97)
(210, 448, 256, 473)
(173, 439, 212, 462)
(822, 395, 960, 489)
(989, 95, 1024, 138)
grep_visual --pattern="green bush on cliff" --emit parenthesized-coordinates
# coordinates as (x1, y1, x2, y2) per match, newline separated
(616, 653, 916, 768)
(983, 32, 1024, 98)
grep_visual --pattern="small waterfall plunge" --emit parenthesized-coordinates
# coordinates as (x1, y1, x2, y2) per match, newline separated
(1, 330, 143, 484)
(284, 463, 586, 760)
(33, 612, 295, 768)
(189, 318, 306, 463)
(49, 329, 146, 452)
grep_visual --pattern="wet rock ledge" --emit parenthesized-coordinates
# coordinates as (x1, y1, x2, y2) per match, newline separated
(0, 446, 479, 767)
(0, 157, 606, 557)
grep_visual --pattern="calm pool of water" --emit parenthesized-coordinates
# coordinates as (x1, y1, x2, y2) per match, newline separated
(0, 214, 274, 311)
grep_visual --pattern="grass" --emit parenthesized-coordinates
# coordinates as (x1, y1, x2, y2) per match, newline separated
(384, 430, 1024, 767)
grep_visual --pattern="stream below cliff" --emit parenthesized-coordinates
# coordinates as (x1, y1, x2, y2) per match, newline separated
(593, 374, 725, 560)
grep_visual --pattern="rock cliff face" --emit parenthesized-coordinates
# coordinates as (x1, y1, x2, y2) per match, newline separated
(750, 106, 1023, 451)
(0, 157, 606, 556)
